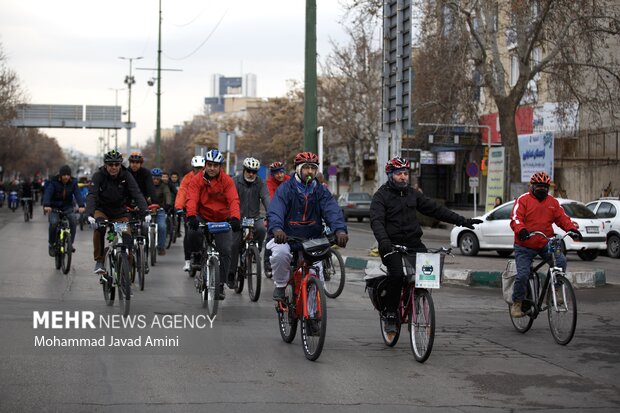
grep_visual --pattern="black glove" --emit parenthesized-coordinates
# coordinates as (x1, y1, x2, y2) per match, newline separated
(228, 217, 241, 232)
(567, 229, 583, 241)
(273, 229, 287, 244)
(335, 231, 348, 248)
(188, 216, 199, 231)
(462, 218, 483, 229)
(518, 228, 530, 241)
(378, 240, 393, 257)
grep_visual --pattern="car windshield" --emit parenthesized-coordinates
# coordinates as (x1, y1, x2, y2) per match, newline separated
(348, 193, 371, 201)
(561, 203, 597, 219)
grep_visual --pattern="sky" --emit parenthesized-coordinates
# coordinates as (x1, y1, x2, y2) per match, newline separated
(0, 0, 350, 157)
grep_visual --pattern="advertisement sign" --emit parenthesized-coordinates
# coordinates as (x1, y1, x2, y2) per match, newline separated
(485, 147, 506, 212)
(415, 253, 441, 289)
(518, 132, 554, 182)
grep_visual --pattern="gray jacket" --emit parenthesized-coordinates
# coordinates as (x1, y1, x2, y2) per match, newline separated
(233, 174, 270, 218)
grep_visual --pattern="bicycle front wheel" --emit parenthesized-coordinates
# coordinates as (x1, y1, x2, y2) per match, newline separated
(277, 283, 298, 343)
(137, 243, 146, 291)
(246, 245, 262, 302)
(149, 226, 157, 266)
(166, 216, 174, 249)
(103, 253, 115, 306)
(116, 253, 131, 316)
(202, 256, 220, 317)
(301, 276, 327, 361)
(24, 205, 29, 222)
(547, 275, 577, 345)
(61, 232, 72, 274)
(323, 248, 345, 298)
(409, 289, 435, 363)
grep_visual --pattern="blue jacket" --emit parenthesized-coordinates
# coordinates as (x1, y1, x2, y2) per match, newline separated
(43, 176, 85, 210)
(267, 174, 346, 239)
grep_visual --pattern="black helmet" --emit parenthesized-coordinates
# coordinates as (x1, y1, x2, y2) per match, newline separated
(59, 165, 72, 176)
(104, 150, 123, 164)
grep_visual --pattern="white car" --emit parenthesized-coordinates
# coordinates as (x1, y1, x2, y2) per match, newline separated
(450, 198, 607, 261)
(586, 197, 620, 258)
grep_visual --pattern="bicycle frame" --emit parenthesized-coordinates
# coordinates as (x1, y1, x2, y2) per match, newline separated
(277, 256, 323, 321)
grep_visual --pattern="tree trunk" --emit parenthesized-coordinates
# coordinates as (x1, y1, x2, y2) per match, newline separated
(495, 97, 521, 194)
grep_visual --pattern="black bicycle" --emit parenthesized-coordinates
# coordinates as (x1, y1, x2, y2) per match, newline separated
(22, 197, 33, 222)
(508, 231, 577, 345)
(51, 209, 73, 274)
(166, 209, 176, 249)
(233, 217, 262, 302)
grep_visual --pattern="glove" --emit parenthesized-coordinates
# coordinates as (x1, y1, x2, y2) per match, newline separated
(188, 216, 199, 231)
(462, 218, 483, 229)
(518, 228, 530, 241)
(378, 240, 393, 257)
(229, 217, 241, 232)
(176, 209, 184, 216)
(87, 216, 97, 229)
(273, 229, 287, 244)
(144, 214, 151, 224)
(567, 229, 583, 241)
(335, 231, 348, 248)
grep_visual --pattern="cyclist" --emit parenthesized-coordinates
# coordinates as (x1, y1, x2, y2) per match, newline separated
(369, 157, 482, 339)
(127, 151, 156, 204)
(185, 149, 241, 299)
(264, 161, 290, 275)
(43, 165, 85, 256)
(267, 151, 348, 300)
(228, 157, 270, 288)
(151, 168, 171, 256)
(175, 155, 206, 272)
(161, 171, 178, 208)
(85, 150, 150, 275)
(509, 171, 582, 318)
(19, 177, 34, 218)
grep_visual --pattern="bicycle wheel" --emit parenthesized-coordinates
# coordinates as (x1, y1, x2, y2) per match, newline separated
(54, 242, 62, 270)
(202, 256, 220, 317)
(23, 205, 29, 222)
(166, 216, 174, 249)
(277, 283, 298, 343)
(301, 276, 327, 361)
(323, 248, 345, 298)
(116, 253, 131, 316)
(149, 225, 157, 266)
(136, 243, 146, 291)
(380, 315, 401, 347)
(234, 255, 245, 294)
(409, 289, 435, 363)
(547, 275, 577, 345)
(103, 253, 115, 306)
(509, 278, 535, 333)
(61, 232, 72, 274)
(246, 245, 262, 302)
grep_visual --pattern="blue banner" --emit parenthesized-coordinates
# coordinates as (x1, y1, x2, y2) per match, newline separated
(517, 132, 554, 183)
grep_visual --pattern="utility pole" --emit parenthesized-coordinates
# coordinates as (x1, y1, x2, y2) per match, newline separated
(119, 56, 143, 156)
(303, 0, 317, 153)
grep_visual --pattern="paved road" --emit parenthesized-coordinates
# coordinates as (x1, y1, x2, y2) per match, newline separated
(1, 209, 619, 412)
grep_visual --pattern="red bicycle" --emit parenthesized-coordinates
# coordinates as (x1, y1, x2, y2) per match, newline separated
(275, 236, 333, 361)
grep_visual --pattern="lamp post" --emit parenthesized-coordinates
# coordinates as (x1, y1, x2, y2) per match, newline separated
(119, 56, 143, 156)
(108, 87, 126, 151)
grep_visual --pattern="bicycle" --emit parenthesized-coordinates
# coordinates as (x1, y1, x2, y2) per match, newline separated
(322, 247, 345, 298)
(127, 207, 147, 291)
(51, 209, 73, 275)
(190, 221, 230, 318)
(232, 216, 263, 302)
(146, 204, 160, 267)
(365, 245, 450, 363)
(22, 197, 33, 222)
(98, 219, 138, 317)
(165, 209, 176, 249)
(507, 231, 577, 345)
(275, 236, 333, 361)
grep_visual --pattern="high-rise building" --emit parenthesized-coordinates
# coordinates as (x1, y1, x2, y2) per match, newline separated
(206, 74, 257, 113)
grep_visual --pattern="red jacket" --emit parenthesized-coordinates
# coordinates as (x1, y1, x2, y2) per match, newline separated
(174, 170, 200, 210)
(510, 191, 577, 249)
(266, 174, 291, 199)
(186, 171, 240, 222)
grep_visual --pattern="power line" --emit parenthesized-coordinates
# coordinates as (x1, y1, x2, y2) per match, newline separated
(163, 8, 228, 61)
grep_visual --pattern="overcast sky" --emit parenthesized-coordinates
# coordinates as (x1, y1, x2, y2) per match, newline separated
(0, 0, 350, 158)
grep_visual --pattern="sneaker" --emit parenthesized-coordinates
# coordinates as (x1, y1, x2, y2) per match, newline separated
(264, 263, 272, 279)
(158, 248, 166, 256)
(183, 260, 191, 272)
(93, 261, 105, 274)
(226, 273, 235, 289)
(306, 319, 321, 336)
(383, 312, 399, 341)
(48, 244, 55, 257)
(218, 283, 226, 300)
(511, 300, 524, 318)
(71, 247, 76, 253)
(273, 286, 286, 301)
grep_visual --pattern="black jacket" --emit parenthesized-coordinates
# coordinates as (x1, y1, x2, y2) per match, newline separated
(128, 167, 156, 203)
(86, 166, 148, 218)
(43, 176, 85, 210)
(370, 181, 466, 249)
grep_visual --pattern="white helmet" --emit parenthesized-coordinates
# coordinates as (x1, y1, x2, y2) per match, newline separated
(205, 149, 224, 164)
(243, 157, 260, 171)
(191, 155, 205, 167)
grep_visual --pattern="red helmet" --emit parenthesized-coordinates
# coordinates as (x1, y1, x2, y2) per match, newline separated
(269, 161, 285, 172)
(385, 157, 410, 174)
(530, 171, 551, 185)
(294, 152, 319, 166)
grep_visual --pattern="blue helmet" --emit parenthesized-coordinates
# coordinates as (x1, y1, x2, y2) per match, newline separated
(205, 149, 224, 164)
(151, 168, 163, 177)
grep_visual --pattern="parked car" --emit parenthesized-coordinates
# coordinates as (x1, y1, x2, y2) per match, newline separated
(337, 192, 372, 222)
(450, 198, 607, 261)
(586, 197, 620, 258)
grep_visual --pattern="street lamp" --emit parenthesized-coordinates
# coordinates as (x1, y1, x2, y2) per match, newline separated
(108, 87, 126, 151)
(119, 56, 143, 156)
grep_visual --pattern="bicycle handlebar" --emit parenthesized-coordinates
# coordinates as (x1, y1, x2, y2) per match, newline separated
(528, 231, 572, 242)
(388, 244, 453, 257)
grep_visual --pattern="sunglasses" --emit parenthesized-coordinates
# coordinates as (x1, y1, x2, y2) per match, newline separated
(106, 163, 121, 167)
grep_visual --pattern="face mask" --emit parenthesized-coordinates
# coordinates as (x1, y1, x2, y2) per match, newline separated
(533, 186, 549, 200)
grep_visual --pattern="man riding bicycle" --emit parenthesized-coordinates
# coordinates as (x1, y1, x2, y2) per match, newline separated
(151, 168, 172, 256)
(369, 157, 482, 339)
(86, 150, 150, 275)
(228, 157, 270, 288)
(185, 149, 241, 300)
(509, 171, 582, 318)
(127, 152, 156, 205)
(43, 165, 85, 257)
(267, 151, 348, 300)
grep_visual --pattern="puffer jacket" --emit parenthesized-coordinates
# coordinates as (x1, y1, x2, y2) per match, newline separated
(86, 166, 148, 218)
(185, 171, 240, 222)
(43, 175, 85, 210)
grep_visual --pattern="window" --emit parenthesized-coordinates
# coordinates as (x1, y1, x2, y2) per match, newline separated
(596, 202, 617, 219)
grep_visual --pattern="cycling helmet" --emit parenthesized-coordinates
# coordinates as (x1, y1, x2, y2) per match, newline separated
(243, 157, 260, 171)
(128, 151, 144, 163)
(191, 155, 206, 168)
(294, 151, 319, 167)
(104, 150, 123, 164)
(204, 149, 224, 164)
(269, 161, 286, 173)
(151, 168, 163, 177)
(385, 157, 410, 174)
(530, 171, 551, 186)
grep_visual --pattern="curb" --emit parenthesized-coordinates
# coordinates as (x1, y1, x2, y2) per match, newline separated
(344, 256, 607, 288)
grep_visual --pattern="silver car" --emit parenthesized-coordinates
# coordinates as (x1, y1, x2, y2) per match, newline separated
(337, 192, 372, 222)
